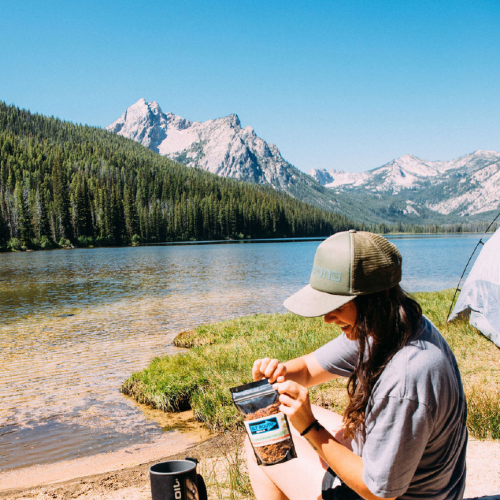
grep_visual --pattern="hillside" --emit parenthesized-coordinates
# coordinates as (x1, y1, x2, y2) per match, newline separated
(0, 102, 355, 250)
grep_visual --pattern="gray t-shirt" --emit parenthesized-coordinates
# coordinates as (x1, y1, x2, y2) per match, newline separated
(315, 316, 467, 499)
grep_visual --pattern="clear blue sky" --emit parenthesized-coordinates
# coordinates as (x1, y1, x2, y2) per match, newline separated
(1, 0, 499, 173)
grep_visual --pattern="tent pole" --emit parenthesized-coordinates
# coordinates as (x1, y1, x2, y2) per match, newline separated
(446, 212, 500, 322)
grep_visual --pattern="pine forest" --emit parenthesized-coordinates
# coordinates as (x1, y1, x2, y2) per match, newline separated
(0, 102, 356, 251)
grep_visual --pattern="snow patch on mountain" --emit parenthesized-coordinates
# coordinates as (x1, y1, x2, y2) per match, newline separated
(403, 201, 420, 216)
(309, 169, 368, 188)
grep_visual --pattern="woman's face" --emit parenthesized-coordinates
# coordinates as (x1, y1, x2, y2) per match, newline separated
(324, 301, 358, 340)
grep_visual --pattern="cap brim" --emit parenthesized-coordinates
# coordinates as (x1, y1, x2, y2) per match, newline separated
(283, 284, 356, 317)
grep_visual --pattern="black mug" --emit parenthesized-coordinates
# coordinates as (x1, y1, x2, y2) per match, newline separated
(149, 457, 207, 500)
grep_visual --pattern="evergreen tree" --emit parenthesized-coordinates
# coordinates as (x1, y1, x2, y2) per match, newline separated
(51, 153, 72, 243)
(73, 174, 93, 239)
(0, 202, 8, 249)
(15, 181, 34, 246)
(111, 185, 125, 243)
(33, 188, 50, 240)
(123, 185, 139, 241)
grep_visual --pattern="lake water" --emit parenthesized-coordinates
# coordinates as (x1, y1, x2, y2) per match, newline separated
(0, 234, 488, 472)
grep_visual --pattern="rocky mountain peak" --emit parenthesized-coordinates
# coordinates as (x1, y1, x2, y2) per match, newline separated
(225, 113, 241, 129)
(107, 99, 169, 153)
(106, 99, 303, 189)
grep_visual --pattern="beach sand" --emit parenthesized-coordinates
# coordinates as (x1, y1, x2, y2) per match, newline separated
(1, 432, 498, 500)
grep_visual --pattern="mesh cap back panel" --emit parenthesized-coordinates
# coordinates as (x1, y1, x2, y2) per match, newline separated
(352, 232, 402, 294)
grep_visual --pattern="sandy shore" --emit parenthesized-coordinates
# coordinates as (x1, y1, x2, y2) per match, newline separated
(1, 433, 499, 500)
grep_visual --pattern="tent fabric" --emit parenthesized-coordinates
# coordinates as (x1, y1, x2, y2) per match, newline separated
(449, 228, 500, 348)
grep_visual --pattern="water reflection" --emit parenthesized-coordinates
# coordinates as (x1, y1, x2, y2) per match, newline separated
(0, 235, 486, 471)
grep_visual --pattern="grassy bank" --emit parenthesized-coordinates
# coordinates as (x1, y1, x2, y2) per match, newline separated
(121, 290, 500, 440)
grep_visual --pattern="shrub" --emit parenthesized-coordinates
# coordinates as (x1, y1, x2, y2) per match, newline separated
(58, 238, 72, 248)
(40, 235, 54, 249)
(77, 235, 94, 247)
(7, 238, 22, 251)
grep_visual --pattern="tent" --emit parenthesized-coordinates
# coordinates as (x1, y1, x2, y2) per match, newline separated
(448, 228, 500, 348)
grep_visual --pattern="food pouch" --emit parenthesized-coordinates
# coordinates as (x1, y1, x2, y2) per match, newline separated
(230, 379, 297, 466)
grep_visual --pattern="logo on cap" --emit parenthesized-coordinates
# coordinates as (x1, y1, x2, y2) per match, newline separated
(313, 265, 342, 282)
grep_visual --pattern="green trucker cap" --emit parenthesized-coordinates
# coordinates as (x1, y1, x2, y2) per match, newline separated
(283, 230, 402, 317)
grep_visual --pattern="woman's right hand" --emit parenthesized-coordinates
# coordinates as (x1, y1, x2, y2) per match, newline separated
(252, 358, 287, 383)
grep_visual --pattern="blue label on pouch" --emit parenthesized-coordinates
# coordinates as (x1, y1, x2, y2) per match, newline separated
(244, 411, 290, 446)
(248, 417, 279, 434)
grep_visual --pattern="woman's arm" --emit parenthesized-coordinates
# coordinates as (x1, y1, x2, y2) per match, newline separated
(275, 380, 396, 500)
(252, 353, 338, 387)
(305, 425, 396, 500)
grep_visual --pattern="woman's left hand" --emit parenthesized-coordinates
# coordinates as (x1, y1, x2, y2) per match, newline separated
(273, 380, 316, 435)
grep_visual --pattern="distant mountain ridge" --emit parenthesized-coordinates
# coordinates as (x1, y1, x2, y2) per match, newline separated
(310, 151, 500, 218)
(107, 99, 500, 224)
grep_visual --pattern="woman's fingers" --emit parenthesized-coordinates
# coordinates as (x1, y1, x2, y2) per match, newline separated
(278, 393, 300, 408)
(274, 380, 305, 399)
(273, 381, 314, 433)
(274, 381, 310, 408)
(252, 358, 286, 382)
(264, 359, 279, 379)
(268, 361, 287, 383)
(252, 358, 269, 380)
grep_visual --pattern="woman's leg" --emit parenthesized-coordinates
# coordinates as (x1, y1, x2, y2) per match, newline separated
(245, 437, 290, 500)
(245, 427, 326, 500)
(311, 404, 352, 451)
(245, 405, 351, 500)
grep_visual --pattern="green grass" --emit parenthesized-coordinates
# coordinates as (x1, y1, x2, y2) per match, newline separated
(121, 290, 500, 440)
(122, 313, 339, 429)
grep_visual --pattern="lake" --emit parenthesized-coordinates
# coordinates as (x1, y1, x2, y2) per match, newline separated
(0, 234, 488, 471)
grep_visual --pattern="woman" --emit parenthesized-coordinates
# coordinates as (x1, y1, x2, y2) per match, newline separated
(246, 230, 467, 500)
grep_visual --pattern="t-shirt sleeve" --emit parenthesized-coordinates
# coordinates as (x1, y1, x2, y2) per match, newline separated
(361, 396, 433, 498)
(314, 334, 358, 377)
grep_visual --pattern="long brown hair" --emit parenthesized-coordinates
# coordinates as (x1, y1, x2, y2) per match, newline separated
(343, 285, 422, 439)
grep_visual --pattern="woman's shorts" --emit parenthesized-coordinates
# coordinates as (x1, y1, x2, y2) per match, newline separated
(322, 468, 363, 500)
